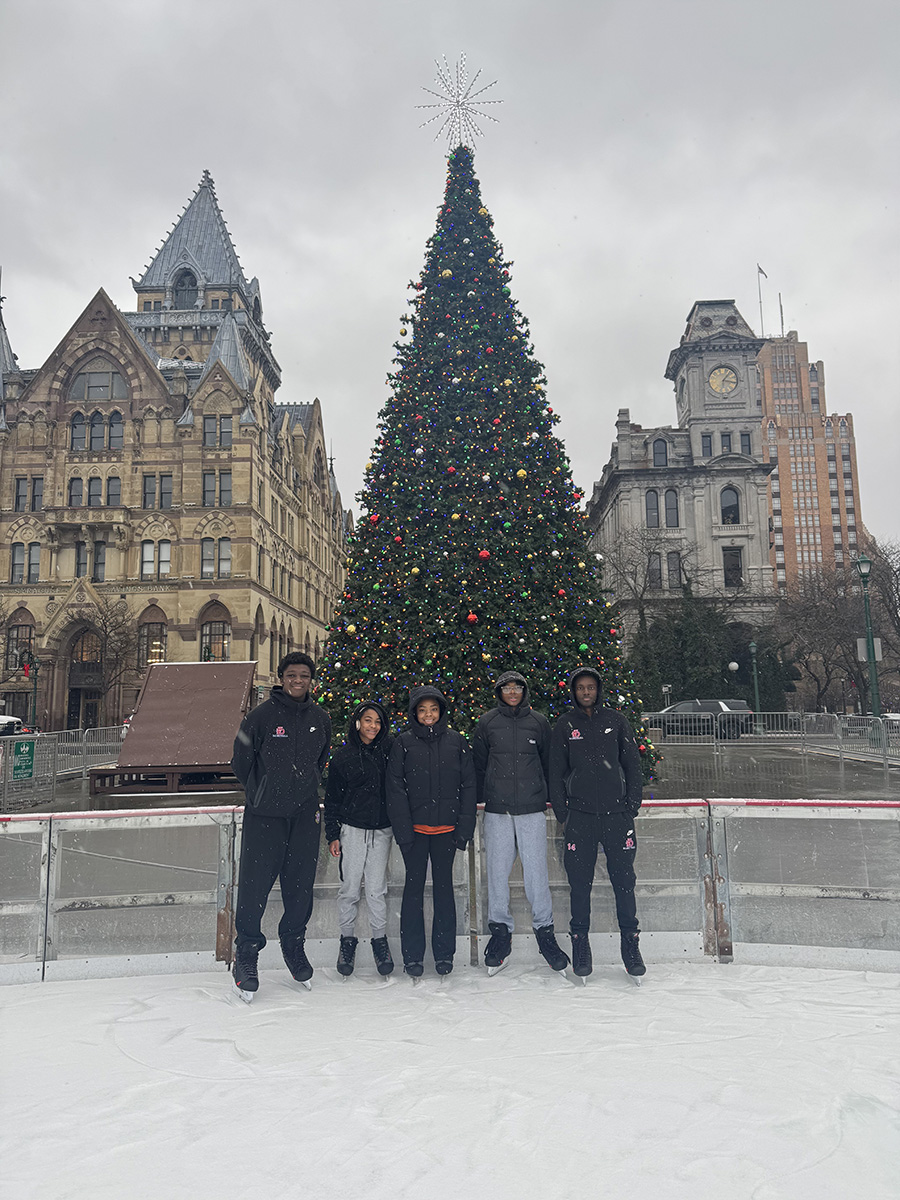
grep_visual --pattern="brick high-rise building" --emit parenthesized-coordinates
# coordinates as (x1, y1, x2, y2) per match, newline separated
(756, 331, 863, 589)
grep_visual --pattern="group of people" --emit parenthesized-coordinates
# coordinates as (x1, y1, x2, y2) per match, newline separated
(229, 651, 646, 999)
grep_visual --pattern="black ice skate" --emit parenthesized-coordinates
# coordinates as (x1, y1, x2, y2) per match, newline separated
(404, 960, 424, 982)
(281, 936, 313, 989)
(484, 921, 512, 976)
(534, 924, 570, 972)
(337, 935, 358, 978)
(621, 932, 646, 984)
(570, 932, 593, 983)
(435, 959, 454, 976)
(371, 936, 394, 976)
(232, 943, 259, 1003)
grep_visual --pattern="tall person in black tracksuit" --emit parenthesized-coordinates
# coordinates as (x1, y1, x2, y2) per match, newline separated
(230, 652, 331, 998)
(549, 667, 646, 980)
(386, 686, 476, 978)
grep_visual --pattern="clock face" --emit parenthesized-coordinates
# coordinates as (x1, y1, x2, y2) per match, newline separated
(709, 366, 738, 395)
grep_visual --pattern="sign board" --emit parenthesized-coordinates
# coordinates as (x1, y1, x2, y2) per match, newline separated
(857, 638, 883, 663)
(12, 739, 35, 780)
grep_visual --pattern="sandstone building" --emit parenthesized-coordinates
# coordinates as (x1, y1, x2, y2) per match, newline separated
(0, 173, 349, 728)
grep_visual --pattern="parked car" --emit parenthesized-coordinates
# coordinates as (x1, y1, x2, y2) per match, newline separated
(0, 716, 24, 737)
(657, 699, 753, 739)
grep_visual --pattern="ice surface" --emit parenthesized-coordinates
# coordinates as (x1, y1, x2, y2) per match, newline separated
(3, 961, 899, 1200)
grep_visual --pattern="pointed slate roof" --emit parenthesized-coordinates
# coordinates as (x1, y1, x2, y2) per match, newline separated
(134, 171, 249, 294)
(198, 312, 251, 391)
(0, 300, 18, 401)
(275, 402, 315, 435)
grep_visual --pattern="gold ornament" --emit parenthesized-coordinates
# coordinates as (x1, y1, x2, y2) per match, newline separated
(578, 561, 586, 569)
(400, 328, 408, 336)
(479, 207, 488, 215)
(347, 625, 357, 633)
(411, 567, 420, 576)
(451, 513, 461, 521)
(517, 469, 527, 479)
(441, 270, 452, 278)
(365, 462, 373, 470)
(504, 379, 513, 387)
(488, 258, 495, 264)
(482, 653, 492, 662)
(511, 336, 518, 342)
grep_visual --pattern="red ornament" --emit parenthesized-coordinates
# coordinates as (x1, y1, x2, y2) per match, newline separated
(394, 535, 402, 543)
(610, 628, 617, 636)
(447, 466, 456, 474)
(478, 550, 491, 560)
(492, 418, 501, 425)
(558, 589, 566, 596)
(639, 744, 646, 752)
(558, 680, 566, 688)
(369, 514, 380, 523)
(486, 347, 494, 354)
(467, 613, 478, 624)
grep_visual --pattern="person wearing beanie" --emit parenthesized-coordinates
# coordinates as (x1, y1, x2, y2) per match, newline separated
(471, 671, 568, 975)
(230, 652, 332, 999)
(324, 701, 395, 978)
(386, 686, 476, 978)
(549, 667, 646, 981)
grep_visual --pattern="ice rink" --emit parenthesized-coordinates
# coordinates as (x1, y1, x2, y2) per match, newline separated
(4, 958, 898, 1200)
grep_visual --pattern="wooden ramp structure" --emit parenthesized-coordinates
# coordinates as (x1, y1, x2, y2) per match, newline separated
(89, 662, 256, 796)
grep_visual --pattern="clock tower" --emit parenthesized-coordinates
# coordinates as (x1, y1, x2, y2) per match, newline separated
(666, 299, 765, 431)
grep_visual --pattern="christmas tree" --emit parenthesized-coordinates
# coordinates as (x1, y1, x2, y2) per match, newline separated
(319, 145, 656, 776)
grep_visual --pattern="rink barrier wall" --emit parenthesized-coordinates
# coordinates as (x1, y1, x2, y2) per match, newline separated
(0, 726, 124, 813)
(1, 799, 899, 984)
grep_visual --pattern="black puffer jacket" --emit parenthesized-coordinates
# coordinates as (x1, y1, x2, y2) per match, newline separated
(549, 668, 643, 821)
(472, 671, 551, 815)
(386, 686, 477, 847)
(323, 701, 393, 843)
(232, 686, 332, 818)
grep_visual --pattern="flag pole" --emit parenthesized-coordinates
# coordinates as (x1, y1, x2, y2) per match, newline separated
(756, 265, 767, 337)
(778, 292, 785, 338)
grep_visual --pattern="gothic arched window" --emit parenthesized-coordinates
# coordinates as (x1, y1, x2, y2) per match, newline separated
(174, 270, 198, 309)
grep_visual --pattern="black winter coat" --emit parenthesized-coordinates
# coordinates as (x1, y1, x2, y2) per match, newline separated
(323, 701, 393, 843)
(232, 687, 331, 818)
(386, 686, 477, 847)
(549, 669, 643, 821)
(472, 672, 551, 815)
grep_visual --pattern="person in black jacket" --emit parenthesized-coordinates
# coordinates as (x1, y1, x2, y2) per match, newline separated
(472, 671, 568, 974)
(324, 701, 395, 977)
(230, 652, 331, 998)
(386, 686, 476, 978)
(549, 667, 646, 980)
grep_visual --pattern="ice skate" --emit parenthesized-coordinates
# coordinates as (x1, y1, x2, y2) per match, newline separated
(371, 936, 394, 976)
(570, 932, 592, 983)
(337, 935, 358, 978)
(534, 924, 569, 973)
(232, 943, 259, 1002)
(621, 932, 646, 982)
(281, 936, 314, 989)
(484, 921, 512, 977)
(435, 959, 454, 976)
(404, 961, 424, 984)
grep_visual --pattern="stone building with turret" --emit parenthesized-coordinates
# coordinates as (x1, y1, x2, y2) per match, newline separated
(0, 173, 349, 729)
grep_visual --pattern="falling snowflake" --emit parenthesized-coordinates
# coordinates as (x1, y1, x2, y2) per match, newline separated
(417, 54, 502, 147)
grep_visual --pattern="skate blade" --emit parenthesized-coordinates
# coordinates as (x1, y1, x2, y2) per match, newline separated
(289, 977, 312, 991)
(627, 973, 644, 987)
(233, 980, 255, 1004)
(486, 959, 508, 977)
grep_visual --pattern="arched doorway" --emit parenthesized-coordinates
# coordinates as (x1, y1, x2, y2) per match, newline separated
(67, 629, 102, 729)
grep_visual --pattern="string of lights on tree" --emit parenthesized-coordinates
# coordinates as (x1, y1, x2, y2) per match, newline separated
(317, 101, 656, 775)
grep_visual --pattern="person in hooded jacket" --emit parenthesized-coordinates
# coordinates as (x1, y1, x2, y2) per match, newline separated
(230, 652, 331, 997)
(324, 701, 395, 977)
(549, 667, 646, 980)
(386, 686, 477, 978)
(472, 671, 569, 974)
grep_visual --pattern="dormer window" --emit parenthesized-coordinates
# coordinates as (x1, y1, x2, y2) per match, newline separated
(173, 270, 198, 310)
(652, 438, 668, 467)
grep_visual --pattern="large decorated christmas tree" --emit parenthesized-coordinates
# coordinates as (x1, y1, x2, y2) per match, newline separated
(319, 145, 655, 775)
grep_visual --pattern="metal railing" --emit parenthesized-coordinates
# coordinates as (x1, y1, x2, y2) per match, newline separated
(0, 727, 124, 813)
(643, 711, 899, 768)
(3, 799, 898, 984)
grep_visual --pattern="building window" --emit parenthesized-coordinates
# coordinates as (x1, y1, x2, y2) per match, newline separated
(203, 415, 217, 447)
(648, 553, 662, 589)
(30, 477, 43, 512)
(218, 538, 231, 578)
(10, 544, 24, 584)
(645, 490, 659, 528)
(174, 270, 198, 310)
(723, 547, 743, 588)
(652, 438, 668, 467)
(6, 624, 33, 670)
(27, 543, 40, 584)
(138, 623, 168, 670)
(200, 621, 230, 662)
(75, 541, 88, 578)
(701, 433, 712, 457)
(159, 474, 173, 509)
(721, 433, 732, 454)
(667, 551, 681, 590)
(92, 541, 106, 583)
(220, 416, 232, 448)
(740, 432, 752, 456)
(201, 538, 215, 578)
(87, 478, 102, 507)
(142, 476, 156, 509)
(109, 412, 124, 450)
(664, 488, 679, 528)
(68, 478, 84, 507)
(257, 546, 264, 581)
(89, 411, 106, 451)
(158, 540, 171, 578)
(141, 541, 155, 579)
(202, 472, 216, 506)
(71, 414, 86, 451)
(106, 477, 121, 507)
(70, 367, 127, 402)
(14, 478, 27, 512)
(219, 471, 232, 507)
(721, 487, 740, 525)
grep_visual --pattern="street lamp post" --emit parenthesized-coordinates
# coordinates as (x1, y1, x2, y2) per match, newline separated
(20, 650, 39, 728)
(749, 641, 762, 732)
(854, 554, 881, 718)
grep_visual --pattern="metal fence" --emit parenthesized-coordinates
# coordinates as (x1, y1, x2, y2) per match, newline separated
(643, 711, 900, 768)
(3, 799, 898, 984)
(0, 727, 124, 814)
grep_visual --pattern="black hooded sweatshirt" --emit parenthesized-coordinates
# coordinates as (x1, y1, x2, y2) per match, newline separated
(549, 668, 643, 822)
(323, 701, 393, 843)
(471, 671, 551, 815)
(231, 685, 331, 818)
(386, 686, 477, 847)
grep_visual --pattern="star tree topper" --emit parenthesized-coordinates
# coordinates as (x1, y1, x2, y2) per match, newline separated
(417, 54, 503, 146)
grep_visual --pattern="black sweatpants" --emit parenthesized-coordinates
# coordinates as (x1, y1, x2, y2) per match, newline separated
(235, 804, 322, 950)
(563, 808, 639, 935)
(399, 832, 458, 964)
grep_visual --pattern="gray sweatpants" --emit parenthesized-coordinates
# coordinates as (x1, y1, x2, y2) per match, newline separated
(483, 810, 554, 931)
(338, 825, 393, 938)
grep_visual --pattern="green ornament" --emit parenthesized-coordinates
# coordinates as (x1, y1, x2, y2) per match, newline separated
(373, 584, 380, 591)
(579, 643, 589, 652)
(503, 522, 512, 529)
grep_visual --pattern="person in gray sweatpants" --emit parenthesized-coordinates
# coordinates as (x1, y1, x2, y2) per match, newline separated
(472, 672, 570, 973)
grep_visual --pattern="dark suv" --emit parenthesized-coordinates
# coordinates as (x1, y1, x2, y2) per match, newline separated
(658, 699, 753, 739)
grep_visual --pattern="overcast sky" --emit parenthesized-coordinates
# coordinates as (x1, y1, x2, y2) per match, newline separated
(2, 0, 898, 542)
